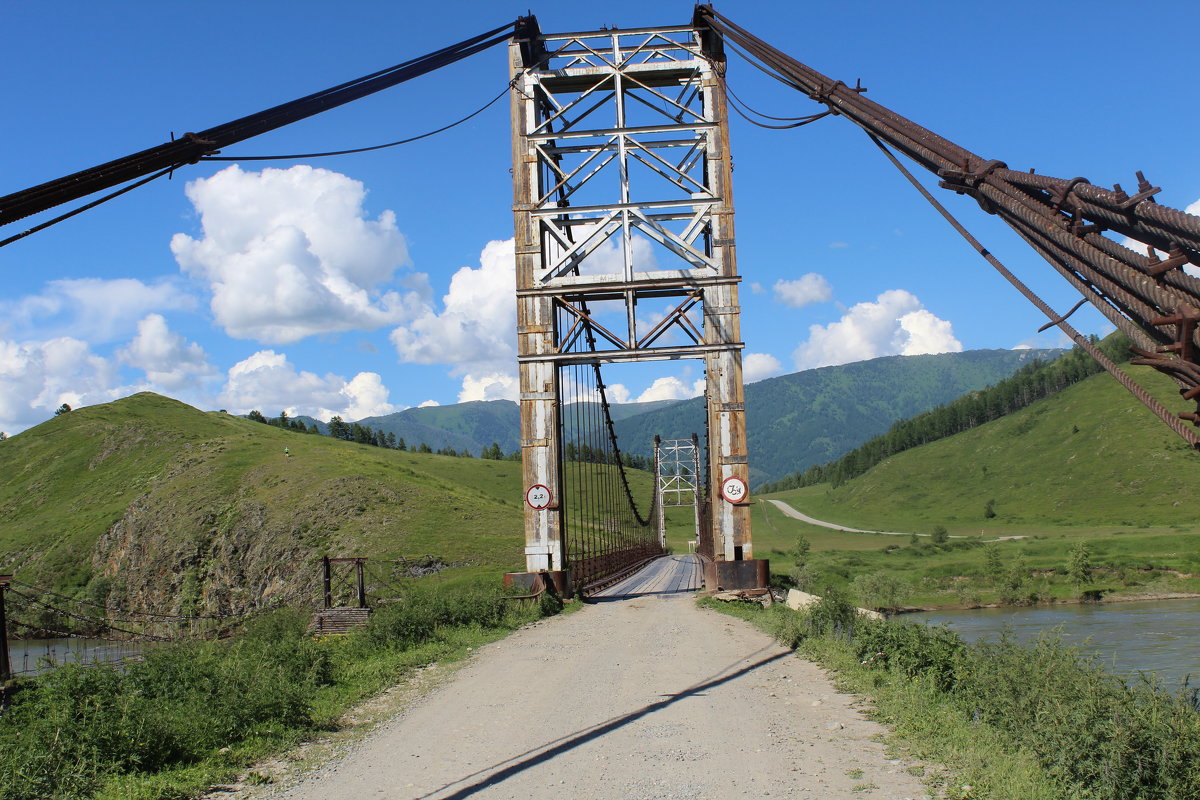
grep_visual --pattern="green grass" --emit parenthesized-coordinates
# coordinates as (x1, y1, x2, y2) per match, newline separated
(0, 578, 559, 800)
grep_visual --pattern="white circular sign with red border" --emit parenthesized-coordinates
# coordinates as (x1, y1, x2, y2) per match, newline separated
(525, 484, 553, 510)
(720, 476, 748, 504)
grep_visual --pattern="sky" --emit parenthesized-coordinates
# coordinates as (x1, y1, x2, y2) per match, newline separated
(3, 0, 1198, 436)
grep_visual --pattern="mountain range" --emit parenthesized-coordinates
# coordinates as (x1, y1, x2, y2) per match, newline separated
(299, 348, 1063, 485)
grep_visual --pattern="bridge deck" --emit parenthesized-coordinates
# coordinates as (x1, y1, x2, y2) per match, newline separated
(592, 553, 703, 599)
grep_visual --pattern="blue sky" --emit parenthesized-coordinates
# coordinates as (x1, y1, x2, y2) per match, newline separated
(2, 0, 1198, 435)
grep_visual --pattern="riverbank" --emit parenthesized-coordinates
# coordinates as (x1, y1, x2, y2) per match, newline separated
(0, 579, 560, 800)
(728, 499, 1200, 612)
(902, 588, 1200, 613)
(707, 593, 1200, 800)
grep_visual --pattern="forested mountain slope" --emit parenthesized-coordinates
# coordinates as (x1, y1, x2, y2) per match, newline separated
(613, 348, 1063, 486)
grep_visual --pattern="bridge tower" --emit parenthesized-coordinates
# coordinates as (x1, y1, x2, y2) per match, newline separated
(653, 435, 703, 550)
(507, 12, 767, 591)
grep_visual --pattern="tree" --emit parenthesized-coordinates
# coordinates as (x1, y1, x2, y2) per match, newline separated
(1068, 541, 1093, 587)
(54, 403, 72, 416)
(276, 409, 290, 428)
(418, 442, 432, 454)
(983, 499, 997, 519)
(386, 432, 398, 449)
(791, 534, 811, 566)
(931, 525, 949, 545)
(247, 409, 267, 423)
(397, 437, 407, 451)
(789, 534, 813, 589)
(327, 416, 349, 440)
(984, 542, 1003, 585)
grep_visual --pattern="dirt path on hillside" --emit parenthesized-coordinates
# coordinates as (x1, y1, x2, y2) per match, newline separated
(764, 499, 1026, 542)
(232, 557, 928, 800)
(764, 499, 916, 535)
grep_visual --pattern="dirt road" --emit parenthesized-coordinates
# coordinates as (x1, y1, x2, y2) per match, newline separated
(251, 556, 926, 799)
(763, 499, 915, 536)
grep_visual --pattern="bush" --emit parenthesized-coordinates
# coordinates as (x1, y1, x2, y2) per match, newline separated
(851, 571, 912, 613)
(0, 584, 555, 799)
(839, 620, 1200, 800)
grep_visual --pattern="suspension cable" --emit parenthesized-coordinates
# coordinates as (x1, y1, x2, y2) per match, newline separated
(201, 81, 514, 162)
(866, 132, 1200, 449)
(0, 19, 518, 231)
(694, 4, 1200, 441)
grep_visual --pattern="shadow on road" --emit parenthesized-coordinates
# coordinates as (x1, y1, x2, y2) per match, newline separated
(416, 644, 790, 799)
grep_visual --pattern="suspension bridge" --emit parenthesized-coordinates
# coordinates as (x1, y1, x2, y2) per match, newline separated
(3, 6, 1200, 639)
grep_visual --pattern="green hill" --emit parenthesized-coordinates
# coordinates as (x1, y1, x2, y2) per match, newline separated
(0, 393, 536, 615)
(768, 363, 1200, 531)
(613, 348, 1063, 486)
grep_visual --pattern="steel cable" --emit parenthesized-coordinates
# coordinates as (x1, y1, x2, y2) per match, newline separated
(695, 4, 1200, 435)
(0, 20, 518, 229)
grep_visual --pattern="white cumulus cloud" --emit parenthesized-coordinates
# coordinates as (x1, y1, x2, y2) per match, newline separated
(118, 314, 216, 391)
(391, 239, 520, 403)
(793, 289, 962, 370)
(0, 337, 125, 433)
(341, 372, 397, 419)
(773, 274, 832, 309)
(218, 350, 398, 421)
(172, 165, 424, 344)
(742, 352, 784, 383)
(2, 278, 193, 342)
(635, 376, 705, 403)
(458, 372, 518, 403)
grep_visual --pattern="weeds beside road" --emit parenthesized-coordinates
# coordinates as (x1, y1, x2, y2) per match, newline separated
(0, 578, 560, 800)
(707, 594, 1200, 800)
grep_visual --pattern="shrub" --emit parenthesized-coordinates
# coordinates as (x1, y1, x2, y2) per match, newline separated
(851, 571, 911, 613)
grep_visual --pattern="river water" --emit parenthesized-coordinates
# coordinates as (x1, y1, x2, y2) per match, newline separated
(7, 638, 141, 676)
(917, 597, 1200, 690)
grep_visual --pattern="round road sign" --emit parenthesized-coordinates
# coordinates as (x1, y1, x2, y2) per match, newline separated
(720, 476, 748, 504)
(525, 484, 553, 510)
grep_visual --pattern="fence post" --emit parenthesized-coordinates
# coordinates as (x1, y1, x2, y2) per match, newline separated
(322, 556, 332, 609)
(0, 576, 11, 682)
(355, 560, 366, 609)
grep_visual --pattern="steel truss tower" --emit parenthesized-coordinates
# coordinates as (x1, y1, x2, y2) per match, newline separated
(654, 435, 703, 549)
(508, 12, 766, 590)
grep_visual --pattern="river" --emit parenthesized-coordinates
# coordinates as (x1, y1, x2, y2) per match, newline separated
(917, 597, 1200, 690)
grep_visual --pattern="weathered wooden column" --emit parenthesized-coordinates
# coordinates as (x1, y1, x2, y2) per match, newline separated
(506, 16, 568, 595)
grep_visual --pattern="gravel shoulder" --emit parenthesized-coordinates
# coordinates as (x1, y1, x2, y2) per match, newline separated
(224, 567, 929, 800)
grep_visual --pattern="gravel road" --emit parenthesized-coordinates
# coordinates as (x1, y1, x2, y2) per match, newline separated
(244, 557, 927, 800)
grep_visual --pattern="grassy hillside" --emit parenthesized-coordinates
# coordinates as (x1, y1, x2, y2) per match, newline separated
(0, 392, 666, 614)
(0, 394, 529, 611)
(769, 364, 1200, 531)
(757, 365, 1200, 607)
(614, 348, 1063, 486)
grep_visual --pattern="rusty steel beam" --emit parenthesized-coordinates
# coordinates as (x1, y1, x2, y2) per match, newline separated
(696, 5, 1200, 445)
